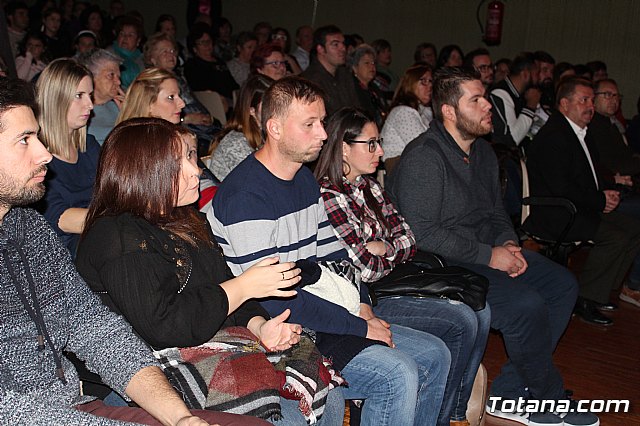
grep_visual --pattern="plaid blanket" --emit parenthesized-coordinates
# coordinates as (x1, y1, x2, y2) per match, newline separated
(153, 326, 345, 424)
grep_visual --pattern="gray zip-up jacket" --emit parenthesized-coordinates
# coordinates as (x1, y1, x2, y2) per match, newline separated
(388, 120, 517, 266)
(0, 207, 156, 425)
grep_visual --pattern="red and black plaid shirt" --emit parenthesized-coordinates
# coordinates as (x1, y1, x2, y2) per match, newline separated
(320, 175, 416, 283)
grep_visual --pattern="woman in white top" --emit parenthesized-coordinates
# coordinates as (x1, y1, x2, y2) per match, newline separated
(380, 64, 433, 173)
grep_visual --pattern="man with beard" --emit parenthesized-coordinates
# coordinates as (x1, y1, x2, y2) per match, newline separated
(527, 77, 640, 324)
(389, 68, 599, 426)
(209, 76, 451, 426)
(527, 51, 556, 138)
(489, 52, 541, 150)
(0, 78, 258, 425)
(534, 51, 555, 110)
(301, 25, 361, 117)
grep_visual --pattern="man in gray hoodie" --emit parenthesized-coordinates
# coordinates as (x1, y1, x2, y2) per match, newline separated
(388, 67, 599, 426)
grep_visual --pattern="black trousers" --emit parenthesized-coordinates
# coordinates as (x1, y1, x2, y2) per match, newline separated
(579, 211, 640, 303)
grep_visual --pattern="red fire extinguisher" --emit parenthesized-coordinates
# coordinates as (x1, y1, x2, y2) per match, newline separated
(484, 0, 504, 46)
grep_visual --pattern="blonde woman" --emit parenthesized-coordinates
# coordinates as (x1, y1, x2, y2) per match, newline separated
(37, 58, 96, 258)
(117, 67, 185, 125)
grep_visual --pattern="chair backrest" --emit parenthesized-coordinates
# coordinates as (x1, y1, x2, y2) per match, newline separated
(192, 90, 227, 125)
(520, 158, 531, 225)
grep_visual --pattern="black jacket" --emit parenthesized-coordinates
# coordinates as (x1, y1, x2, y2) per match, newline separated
(526, 113, 605, 240)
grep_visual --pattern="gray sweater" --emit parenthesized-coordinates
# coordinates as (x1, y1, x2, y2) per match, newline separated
(0, 208, 157, 425)
(388, 120, 517, 266)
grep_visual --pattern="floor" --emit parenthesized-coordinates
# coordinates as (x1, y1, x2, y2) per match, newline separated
(483, 244, 640, 426)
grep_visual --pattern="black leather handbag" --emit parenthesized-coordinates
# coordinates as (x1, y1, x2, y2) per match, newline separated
(370, 260, 490, 311)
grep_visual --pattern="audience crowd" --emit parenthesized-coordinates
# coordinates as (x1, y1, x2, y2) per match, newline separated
(2, 1, 639, 426)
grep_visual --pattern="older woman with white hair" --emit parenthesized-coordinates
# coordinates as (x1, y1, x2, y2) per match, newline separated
(348, 44, 387, 128)
(77, 48, 124, 145)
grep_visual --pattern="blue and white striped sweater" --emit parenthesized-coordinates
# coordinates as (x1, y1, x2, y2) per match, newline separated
(208, 155, 368, 337)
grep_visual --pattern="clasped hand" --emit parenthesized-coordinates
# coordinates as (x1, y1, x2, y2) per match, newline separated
(490, 243, 528, 277)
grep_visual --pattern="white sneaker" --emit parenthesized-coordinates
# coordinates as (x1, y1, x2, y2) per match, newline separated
(486, 399, 563, 426)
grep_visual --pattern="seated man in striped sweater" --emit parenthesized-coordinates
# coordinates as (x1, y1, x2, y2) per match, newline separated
(207, 75, 450, 426)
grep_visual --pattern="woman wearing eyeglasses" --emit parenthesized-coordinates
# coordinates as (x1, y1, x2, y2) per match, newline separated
(315, 107, 490, 426)
(184, 23, 238, 107)
(380, 64, 434, 174)
(250, 42, 289, 81)
(270, 28, 302, 75)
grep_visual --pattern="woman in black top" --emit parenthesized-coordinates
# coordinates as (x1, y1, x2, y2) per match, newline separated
(76, 118, 302, 351)
(184, 23, 238, 109)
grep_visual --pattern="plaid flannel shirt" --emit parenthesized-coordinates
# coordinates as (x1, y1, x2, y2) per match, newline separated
(319, 175, 416, 283)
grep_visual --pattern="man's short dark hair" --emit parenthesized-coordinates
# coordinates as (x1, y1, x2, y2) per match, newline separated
(0, 78, 37, 132)
(4, 1, 28, 18)
(509, 52, 536, 75)
(594, 78, 618, 93)
(533, 50, 555, 65)
(432, 67, 480, 122)
(311, 25, 341, 57)
(556, 76, 593, 106)
(261, 76, 325, 140)
(463, 48, 490, 69)
(586, 60, 607, 74)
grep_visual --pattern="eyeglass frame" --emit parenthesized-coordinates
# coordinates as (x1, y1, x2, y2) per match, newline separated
(595, 91, 623, 101)
(264, 60, 287, 68)
(345, 138, 383, 153)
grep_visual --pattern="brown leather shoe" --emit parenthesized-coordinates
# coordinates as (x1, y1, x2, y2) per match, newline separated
(450, 421, 471, 426)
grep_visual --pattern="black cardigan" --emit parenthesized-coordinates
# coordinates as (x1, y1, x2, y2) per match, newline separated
(76, 213, 267, 349)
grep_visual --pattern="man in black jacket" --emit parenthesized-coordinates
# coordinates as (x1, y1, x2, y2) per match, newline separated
(527, 76, 640, 324)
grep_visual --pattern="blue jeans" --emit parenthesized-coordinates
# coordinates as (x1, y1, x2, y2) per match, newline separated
(455, 250, 578, 401)
(374, 297, 490, 425)
(273, 387, 345, 425)
(341, 325, 450, 426)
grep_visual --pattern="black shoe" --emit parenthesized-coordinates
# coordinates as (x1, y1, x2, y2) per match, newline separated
(593, 301, 618, 311)
(574, 297, 613, 326)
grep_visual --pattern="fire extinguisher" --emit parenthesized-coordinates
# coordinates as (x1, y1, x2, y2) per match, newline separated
(484, 0, 504, 46)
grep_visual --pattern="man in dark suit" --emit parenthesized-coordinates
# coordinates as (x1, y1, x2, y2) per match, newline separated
(527, 76, 640, 325)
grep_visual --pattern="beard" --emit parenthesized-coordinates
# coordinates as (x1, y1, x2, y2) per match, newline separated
(455, 108, 492, 140)
(0, 166, 47, 209)
(277, 138, 321, 164)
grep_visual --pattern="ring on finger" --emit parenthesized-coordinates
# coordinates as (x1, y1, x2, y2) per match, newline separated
(281, 272, 285, 280)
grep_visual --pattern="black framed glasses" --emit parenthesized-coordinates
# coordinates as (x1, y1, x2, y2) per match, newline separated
(265, 60, 287, 68)
(345, 138, 383, 153)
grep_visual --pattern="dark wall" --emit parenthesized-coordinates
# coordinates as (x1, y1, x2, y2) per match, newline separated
(96, 0, 640, 115)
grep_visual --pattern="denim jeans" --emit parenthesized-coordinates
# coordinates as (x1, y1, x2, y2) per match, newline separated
(340, 324, 450, 426)
(374, 297, 490, 425)
(273, 387, 345, 425)
(455, 249, 578, 401)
